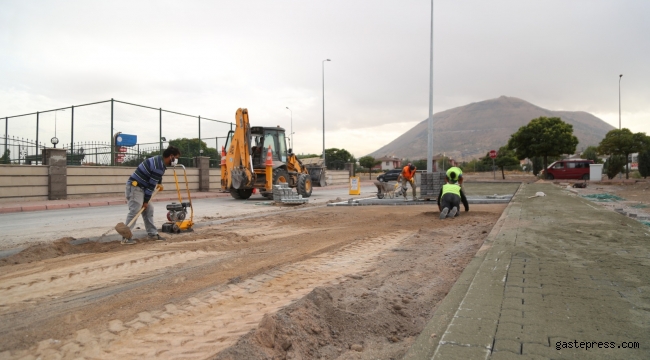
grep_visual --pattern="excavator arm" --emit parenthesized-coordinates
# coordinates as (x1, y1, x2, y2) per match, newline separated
(223, 108, 255, 190)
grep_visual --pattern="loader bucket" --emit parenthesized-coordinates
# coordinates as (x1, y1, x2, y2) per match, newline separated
(308, 167, 326, 187)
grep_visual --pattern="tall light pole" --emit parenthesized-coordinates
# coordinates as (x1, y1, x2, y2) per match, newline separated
(322, 58, 331, 167)
(426, 0, 434, 173)
(285, 106, 293, 149)
(619, 74, 623, 129)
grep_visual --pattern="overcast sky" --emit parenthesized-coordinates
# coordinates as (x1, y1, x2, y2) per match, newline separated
(1, 0, 648, 158)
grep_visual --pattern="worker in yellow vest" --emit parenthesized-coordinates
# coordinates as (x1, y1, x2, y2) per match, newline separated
(399, 163, 417, 200)
(446, 166, 464, 186)
(437, 169, 468, 219)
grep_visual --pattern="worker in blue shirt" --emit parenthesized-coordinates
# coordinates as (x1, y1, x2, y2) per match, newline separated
(122, 146, 181, 244)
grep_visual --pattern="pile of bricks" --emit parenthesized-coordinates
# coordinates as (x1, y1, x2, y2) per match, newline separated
(419, 172, 446, 200)
(273, 183, 308, 204)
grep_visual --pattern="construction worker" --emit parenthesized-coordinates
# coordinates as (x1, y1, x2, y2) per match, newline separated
(446, 166, 464, 185)
(122, 145, 181, 245)
(437, 170, 469, 219)
(399, 163, 417, 200)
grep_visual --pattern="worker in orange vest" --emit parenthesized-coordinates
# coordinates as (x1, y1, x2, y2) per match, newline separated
(399, 163, 417, 200)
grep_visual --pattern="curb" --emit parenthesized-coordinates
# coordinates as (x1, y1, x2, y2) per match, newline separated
(403, 183, 523, 360)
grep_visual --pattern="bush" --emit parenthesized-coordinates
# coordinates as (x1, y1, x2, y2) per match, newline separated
(605, 155, 626, 179)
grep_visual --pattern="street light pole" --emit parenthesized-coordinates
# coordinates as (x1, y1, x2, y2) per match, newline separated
(322, 59, 331, 167)
(619, 74, 623, 130)
(285, 106, 293, 149)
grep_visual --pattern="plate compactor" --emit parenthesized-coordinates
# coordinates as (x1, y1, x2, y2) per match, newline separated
(162, 164, 194, 234)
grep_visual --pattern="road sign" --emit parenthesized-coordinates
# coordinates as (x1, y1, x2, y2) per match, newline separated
(489, 150, 497, 159)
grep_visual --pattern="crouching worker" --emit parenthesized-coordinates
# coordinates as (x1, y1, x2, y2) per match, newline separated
(437, 170, 469, 219)
(399, 163, 417, 200)
(122, 145, 181, 244)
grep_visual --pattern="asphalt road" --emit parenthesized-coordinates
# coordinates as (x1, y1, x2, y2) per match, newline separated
(0, 186, 379, 251)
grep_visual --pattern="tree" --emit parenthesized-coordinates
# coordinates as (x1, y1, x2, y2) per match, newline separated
(169, 138, 219, 160)
(597, 129, 649, 179)
(494, 146, 520, 180)
(325, 148, 355, 170)
(582, 146, 600, 164)
(437, 156, 452, 171)
(358, 156, 380, 179)
(638, 150, 650, 179)
(507, 117, 579, 178)
(0, 149, 9, 164)
(412, 159, 427, 171)
(296, 153, 320, 159)
(531, 156, 543, 176)
(605, 155, 626, 179)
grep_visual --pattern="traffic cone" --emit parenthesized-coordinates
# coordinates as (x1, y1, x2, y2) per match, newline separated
(220, 146, 226, 166)
(265, 146, 273, 191)
(265, 146, 273, 166)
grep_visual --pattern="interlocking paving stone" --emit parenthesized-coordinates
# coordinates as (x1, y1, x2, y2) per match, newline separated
(406, 183, 650, 359)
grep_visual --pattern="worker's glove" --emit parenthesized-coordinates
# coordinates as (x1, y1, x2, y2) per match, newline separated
(409, 178, 415, 185)
(156, 184, 164, 192)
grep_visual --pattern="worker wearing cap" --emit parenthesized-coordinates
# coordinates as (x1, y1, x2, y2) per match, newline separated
(122, 145, 181, 245)
(446, 166, 463, 185)
(437, 170, 469, 219)
(399, 163, 417, 200)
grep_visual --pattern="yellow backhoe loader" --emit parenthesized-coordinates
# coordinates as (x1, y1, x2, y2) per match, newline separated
(221, 108, 313, 200)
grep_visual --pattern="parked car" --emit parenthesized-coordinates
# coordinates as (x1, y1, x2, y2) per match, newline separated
(376, 168, 402, 182)
(546, 159, 594, 180)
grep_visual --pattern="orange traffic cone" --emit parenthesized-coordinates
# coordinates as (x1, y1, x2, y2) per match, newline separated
(220, 146, 226, 166)
(265, 146, 273, 166)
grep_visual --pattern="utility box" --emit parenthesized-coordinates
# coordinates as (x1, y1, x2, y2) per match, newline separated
(349, 176, 361, 195)
(589, 164, 603, 182)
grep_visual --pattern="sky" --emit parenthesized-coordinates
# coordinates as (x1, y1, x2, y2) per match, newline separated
(1, 0, 648, 158)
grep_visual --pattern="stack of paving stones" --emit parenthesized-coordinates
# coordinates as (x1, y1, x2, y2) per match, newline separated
(273, 183, 308, 204)
(419, 172, 446, 200)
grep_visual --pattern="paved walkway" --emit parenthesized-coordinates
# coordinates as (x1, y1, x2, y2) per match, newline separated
(406, 183, 649, 359)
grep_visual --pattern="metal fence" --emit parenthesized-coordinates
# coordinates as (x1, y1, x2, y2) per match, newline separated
(0, 137, 226, 168)
(1, 98, 234, 166)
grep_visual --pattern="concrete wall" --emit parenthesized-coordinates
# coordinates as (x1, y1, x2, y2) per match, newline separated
(66, 166, 201, 199)
(326, 170, 351, 185)
(0, 165, 49, 203)
(209, 169, 222, 190)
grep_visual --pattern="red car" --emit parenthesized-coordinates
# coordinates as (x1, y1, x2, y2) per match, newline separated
(546, 159, 594, 180)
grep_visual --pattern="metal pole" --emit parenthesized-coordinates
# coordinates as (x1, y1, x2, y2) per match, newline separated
(322, 59, 330, 166)
(619, 74, 623, 129)
(110, 99, 114, 166)
(285, 107, 292, 149)
(36, 112, 39, 155)
(493, 158, 496, 180)
(159, 108, 162, 154)
(198, 115, 201, 146)
(70, 105, 74, 155)
(427, 0, 434, 174)
(4, 117, 7, 159)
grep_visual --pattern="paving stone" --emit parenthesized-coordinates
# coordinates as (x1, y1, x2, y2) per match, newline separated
(493, 339, 522, 354)
(433, 343, 490, 360)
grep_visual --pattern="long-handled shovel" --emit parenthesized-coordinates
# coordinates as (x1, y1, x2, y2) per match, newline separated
(115, 186, 160, 240)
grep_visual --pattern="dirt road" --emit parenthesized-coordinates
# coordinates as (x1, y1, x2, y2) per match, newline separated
(0, 204, 505, 359)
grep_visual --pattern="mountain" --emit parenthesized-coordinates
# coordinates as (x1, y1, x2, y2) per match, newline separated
(368, 96, 614, 161)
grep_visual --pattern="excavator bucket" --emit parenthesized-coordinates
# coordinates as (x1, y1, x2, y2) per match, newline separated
(231, 168, 248, 189)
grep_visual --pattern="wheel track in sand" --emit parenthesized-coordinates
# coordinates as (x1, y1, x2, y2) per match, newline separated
(7, 231, 414, 359)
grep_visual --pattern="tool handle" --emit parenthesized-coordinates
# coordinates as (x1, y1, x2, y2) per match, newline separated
(126, 186, 160, 227)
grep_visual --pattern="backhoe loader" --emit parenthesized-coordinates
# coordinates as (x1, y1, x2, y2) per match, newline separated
(221, 108, 313, 200)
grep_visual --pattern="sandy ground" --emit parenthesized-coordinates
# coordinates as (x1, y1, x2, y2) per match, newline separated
(0, 203, 506, 359)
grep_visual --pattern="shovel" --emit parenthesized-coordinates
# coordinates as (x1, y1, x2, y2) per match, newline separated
(115, 186, 160, 240)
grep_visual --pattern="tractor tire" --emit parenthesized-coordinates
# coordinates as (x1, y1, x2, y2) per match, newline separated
(263, 169, 290, 200)
(229, 188, 253, 200)
(582, 174, 589, 180)
(297, 174, 313, 198)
